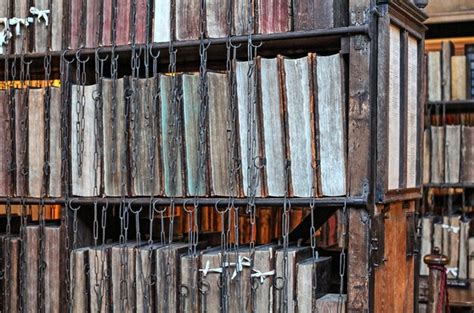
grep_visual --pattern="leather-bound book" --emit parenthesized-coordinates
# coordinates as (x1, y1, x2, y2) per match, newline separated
(406, 35, 418, 188)
(49, 87, 62, 197)
(233, 0, 254, 35)
(4, 236, 20, 312)
(32, 0, 49, 52)
(445, 125, 461, 183)
(51, 0, 64, 51)
(70, 247, 89, 312)
(274, 246, 311, 313)
(44, 226, 64, 313)
(25, 226, 40, 312)
(135, 244, 162, 313)
(153, 0, 173, 42)
(428, 51, 441, 101)
(256, 0, 290, 34)
(199, 247, 223, 312)
(461, 126, 474, 183)
(388, 25, 400, 190)
(283, 55, 316, 197)
(315, 294, 347, 313)
(180, 252, 201, 312)
(259, 57, 286, 197)
(466, 44, 474, 99)
(316, 54, 346, 196)
(182, 73, 207, 196)
(71, 84, 101, 196)
(0, 1, 11, 54)
(458, 220, 470, 280)
(441, 41, 454, 100)
(161, 74, 184, 197)
(102, 78, 128, 196)
(293, 0, 347, 31)
(252, 244, 278, 312)
(13, 0, 31, 53)
(448, 216, 461, 278)
(442, 216, 450, 258)
(469, 238, 474, 280)
(175, 0, 200, 40)
(296, 256, 332, 312)
(419, 216, 432, 276)
(433, 221, 443, 253)
(451, 56, 467, 100)
(130, 78, 161, 196)
(15, 89, 28, 197)
(430, 126, 445, 184)
(116, 0, 131, 45)
(68, 0, 84, 48)
(423, 129, 430, 184)
(208, 72, 231, 196)
(101, 0, 112, 46)
(28, 88, 45, 198)
(133, 0, 147, 44)
(111, 243, 137, 313)
(85, 0, 101, 47)
(0, 91, 11, 196)
(89, 244, 114, 312)
(236, 61, 264, 197)
(206, 0, 229, 38)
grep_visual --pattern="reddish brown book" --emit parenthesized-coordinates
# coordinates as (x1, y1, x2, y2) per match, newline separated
(85, 0, 101, 47)
(176, 0, 200, 40)
(133, 0, 147, 44)
(0, 91, 11, 196)
(256, 0, 290, 34)
(116, 0, 131, 45)
(101, 0, 112, 46)
(293, 0, 347, 31)
(69, 0, 84, 48)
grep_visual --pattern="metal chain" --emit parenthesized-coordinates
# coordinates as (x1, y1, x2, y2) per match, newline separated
(281, 162, 291, 313)
(338, 200, 348, 313)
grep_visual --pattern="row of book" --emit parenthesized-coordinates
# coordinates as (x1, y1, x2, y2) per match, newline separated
(427, 42, 474, 101)
(419, 215, 473, 280)
(0, 0, 347, 54)
(423, 125, 474, 184)
(0, 54, 347, 198)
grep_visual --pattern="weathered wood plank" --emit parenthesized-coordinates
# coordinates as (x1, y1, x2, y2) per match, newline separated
(445, 125, 461, 183)
(44, 226, 62, 313)
(430, 126, 445, 184)
(25, 226, 40, 312)
(427, 51, 441, 101)
(296, 256, 332, 312)
(28, 88, 45, 197)
(206, 0, 228, 38)
(49, 87, 62, 197)
(176, 0, 200, 40)
(70, 247, 89, 313)
(256, 0, 290, 34)
(153, 0, 172, 42)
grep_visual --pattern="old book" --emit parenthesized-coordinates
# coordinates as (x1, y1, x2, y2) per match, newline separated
(161, 74, 184, 197)
(208, 72, 231, 196)
(274, 246, 311, 313)
(315, 294, 347, 313)
(133, 0, 147, 44)
(89, 244, 113, 313)
(442, 215, 450, 259)
(430, 126, 445, 184)
(252, 244, 277, 312)
(0, 91, 11, 196)
(206, 0, 229, 38)
(0, 1, 11, 54)
(28, 88, 45, 198)
(101, 0, 112, 46)
(283, 55, 316, 197)
(419, 216, 432, 276)
(458, 220, 469, 280)
(71, 84, 101, 196)
(153, 0, 172, 42)
(156, 243, 188, 312)
(406, 35, 418, 188)
(441, 41, 454, 100)
(296, 256, 332, 312)
(236, 61, 264, 197)
(130, 78, 161, 196)
(70, 247, 89, 313)
(51, 0, 64, 51)
(116, 0, 131, 45)
(68, 0, 84, 48)
(135, 244, 161, 313)
(199, 248, 223, 312)
(85, 0, 101, 47)
(461, 126, 474, 183)
(4, 236, 20, 312)
(316, 54, 346, 196)
(49, 87, 62, 197)
(256, 0, 290, 34)
(259, 57, 285, 196)
(444, 125, 461, 183)
(15, 89, 28, 197)
(448, 215, 461, 278)
(388, 25, 401, 190)
(293, 0, 346, 31)
(102, 78, 128, 196)
(422, 129, 430, 184)
(25, 226, 40, 312)
(433, 222, 443, 253)
(32, 0, 49, 52)
(175, 0, 200, 40)
(466, 45, 474, 99)
(428, 51, 441, 101)
(182, 73, 207, 196)
(44, 226, 63, 313)
(451, 56, 467, 100)
(180, 253, 201, 312)
(13, 0, 31, 53)
(469, 238, 474, 279)
(111, 243, 137, 313)
(228, 249, 253, 312)
(233, 0, 253, 35)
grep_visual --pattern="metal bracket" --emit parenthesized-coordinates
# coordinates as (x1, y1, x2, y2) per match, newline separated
(406, 212, 419, 257)
(370, 213, 386, 267)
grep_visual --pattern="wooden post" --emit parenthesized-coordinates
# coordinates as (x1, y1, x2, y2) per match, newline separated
(423, 247, 449, 313)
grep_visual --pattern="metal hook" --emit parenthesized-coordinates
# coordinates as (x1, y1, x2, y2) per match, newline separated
(61, 49, 75, 64)
(182, 199, 195, 214)
(149, 44, 160, 59)
(75, 49, 90, 63)
(95, 48, 109, 62)
(152, 199, 167, 214)
(215, 199, 229, 215)
(229, 37, 242, 49)
(68, 198, 81, 212)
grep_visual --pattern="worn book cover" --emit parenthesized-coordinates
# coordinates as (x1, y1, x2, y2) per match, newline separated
(315, 294, 347, 313)
(419, 216, 432, 276)
(68, 0, 84, 48)
(445, 125, 461, 183)
(28, 88, 45, 198)
(451, 55, 467, 100)
(45, 226, 64, 313)
(102, 78, 129, 196)
(116, 0, 131, 45)
(283, 55, 316, 197)
(252, 244, 278, 312)
(4, 236, 20, 312)
(0, 91, 11, 196)
(206, 0, 229, 38)
(25, 226, 40, 312)
(32, 0, 49, 52)
(180, 252, 201, 312)
(258, 57, 286, 197)
(236, 60, 264, 197)
(153, 0, 173, 42)
(296, 256, 332, 312)
(441, 41, 454, 100)
(13, 0, 30, 53)
(233, 0, 254, 35)
(316, 54, 346, 196)
(256, 0, 290, 34)
(199, 247, 223, 312)
(406, 35, 419, 188)
(428, 51, 441, 101)
(0, 1, 11, 54)
(15, 89, 28, 197)
(134, 0, 147, 44)
(111, 243, 137, 313)
(51, 0, 64, 51)
(70, 247, 89, 313)
(89, 244, 114, 312)
(466, 45, 474, 99)
(85, 0, 101, 47)
(423, 129, 430, 184)
(49, 87, 62, 197)
(462, 126, 474, 182)
(135, 243, 162, 313)
(175, 0, 200, 40)
(458, 220, 470, 279)
(182, 73, 208, 196)
(430, 126, 445, 184)
(293, 0, 347, 31)
(101, 0, 112, 46)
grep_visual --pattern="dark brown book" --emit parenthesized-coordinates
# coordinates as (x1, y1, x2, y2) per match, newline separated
(88, 244, 114, 312)
(49, 87, 62, 197)
(206, 0, 229, 38)
(28, 88, 46, 198)
(70, 247, 89, 312)
(25, 226, 40, 312)
(4, 236, 21, 312)
(462, 126, 474, 183)
(101, 0, 112, 46)
(296, 256, 332, 312)
(14, 89, 28, 197)
(32, 0, 49, 52)
(233, 0, 254, 35)
(85, 0, 101, 47)
(133, 0, 147, 44)
(293, 0, 347, 31)
(0, 91, 11, 196)
(256, 0, 290, 34)
(13, 0, 32, 53)
(116, 0, 131, 45)
(176, 0, 200, 40)
(180, 252, 201, 312)
(135, 244, 162, 313)
(51, 0, 64, 51)
(111, 243, 136, 312)
(68, 0, 84, 48)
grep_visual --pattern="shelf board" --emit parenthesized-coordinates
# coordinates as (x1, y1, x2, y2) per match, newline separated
(426, 100, 474, 113)
(424, 183, 474, 188)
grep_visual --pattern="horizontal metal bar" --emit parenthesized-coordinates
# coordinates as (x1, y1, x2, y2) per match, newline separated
(426, 100, 474, 114)
(0, 196, 367, 207)
(424, 183, 474, 189)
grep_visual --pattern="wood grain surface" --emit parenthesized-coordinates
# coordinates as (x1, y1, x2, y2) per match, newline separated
(44, 226, 62, 313)
(28, 88, 45, 198)
(176, 0, 200, 40)
(206, 0, 228, 38)
(25, 226, 40, 312)
(256, 0, 290, 34)
(33, 0, 49, 52)
(296, 256, 332, 312)
(116, 0, 131, 45)
(70, 247, 89, 313)
(451, 56, 467, 100)
(462, 126, 474, 183)
(15, 89, 28, 197)
(51, 0, 64, 51)
(0, 91, 11, 196)
(49, 87, 62, 197)
(430, 126, 445, 183)
(445, 125, 461, 183)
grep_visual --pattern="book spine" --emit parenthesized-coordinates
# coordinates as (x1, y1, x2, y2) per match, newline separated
(257, 0, 290, 34)
(25, 226, 40, 312)
(33, 0, 49, 52)
(0, 91, 11, 196)
(153, 0, 172, 43)
(451, 55, 467, 100)
(175, 0, 200, 40)
(116, 0, 131, 45)
(101, 0, 112, 46)
(49, 87, 62, 197)
(28, 88, 46, 198)
(15, 89, 28, 197)
(51, 0, 64, 51)
(205, 0, 228, 38)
